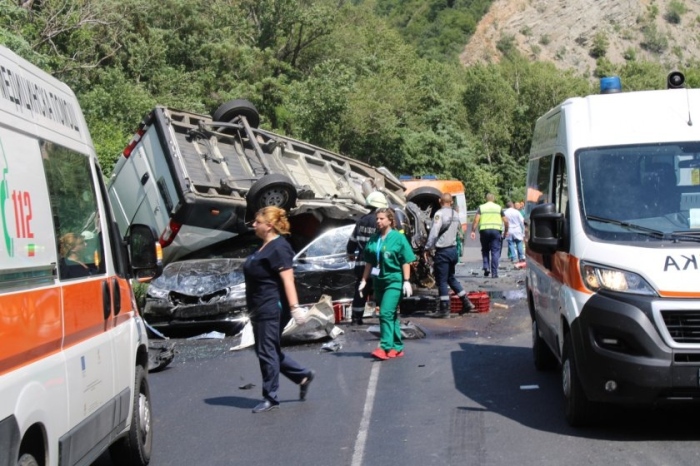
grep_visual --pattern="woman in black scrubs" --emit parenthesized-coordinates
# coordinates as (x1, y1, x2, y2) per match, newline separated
(244, 206, 315, 413)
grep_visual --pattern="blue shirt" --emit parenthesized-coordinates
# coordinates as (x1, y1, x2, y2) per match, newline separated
(243, 236, 294, 320)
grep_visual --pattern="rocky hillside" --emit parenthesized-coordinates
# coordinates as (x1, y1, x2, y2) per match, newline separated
(460, 0, 700, 77)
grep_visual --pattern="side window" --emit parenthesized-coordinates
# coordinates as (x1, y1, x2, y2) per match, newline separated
(553, 154, 568, 215)
(42, 141, 105, 280)
(525, 154, 552, 216)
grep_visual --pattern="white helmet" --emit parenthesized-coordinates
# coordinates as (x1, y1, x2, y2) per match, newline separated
(365, 191, 388, 209)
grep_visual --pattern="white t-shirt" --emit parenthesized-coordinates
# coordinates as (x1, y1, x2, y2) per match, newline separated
(504, 207, 525, 240)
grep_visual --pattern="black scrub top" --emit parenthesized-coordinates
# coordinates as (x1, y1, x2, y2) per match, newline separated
(243, 236, 294, 321)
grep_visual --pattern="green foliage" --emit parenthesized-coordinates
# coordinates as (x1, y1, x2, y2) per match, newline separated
(665, 0, 687, 24)
(623, 47, 637, 61)
(539, 34, 551, 46)
(590, 32, 609, 59)
(641, 23, 669, 53)
(496, 33, 517, 57)
(372, 0, 492, 61)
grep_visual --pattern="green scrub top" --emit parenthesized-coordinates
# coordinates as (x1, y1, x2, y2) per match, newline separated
(363, 229, 416, 289)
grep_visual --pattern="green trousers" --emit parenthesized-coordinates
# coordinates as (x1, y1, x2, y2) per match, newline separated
(374, 284, 403, 352)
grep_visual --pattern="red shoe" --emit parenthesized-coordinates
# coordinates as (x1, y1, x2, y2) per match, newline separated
(387, 349, 404, 358)
(371, 348, 389, 360)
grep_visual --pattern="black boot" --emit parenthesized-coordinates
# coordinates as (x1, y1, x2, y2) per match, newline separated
(432, 300, 451, 318)
(460, 295, 475, 314)
(351, 310, 364, 325)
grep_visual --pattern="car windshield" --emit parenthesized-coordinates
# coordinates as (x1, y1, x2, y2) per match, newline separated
(578, 142, 700, 242)
(295, 225, 354, 261)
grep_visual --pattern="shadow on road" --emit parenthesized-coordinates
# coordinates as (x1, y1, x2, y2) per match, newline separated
(452, 341, 700, 441)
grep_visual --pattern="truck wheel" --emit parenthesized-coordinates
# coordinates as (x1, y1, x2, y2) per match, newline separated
(562, 336, 593, 426)
(212, 99, 260, 128)
(532, 318, 557, 371)
(406, 187, 442, 216)
(109, 365, 153, 466)
(247, 174, 297, 212)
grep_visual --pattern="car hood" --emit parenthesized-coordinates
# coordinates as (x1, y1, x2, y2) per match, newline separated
(151, 258, 246, 296)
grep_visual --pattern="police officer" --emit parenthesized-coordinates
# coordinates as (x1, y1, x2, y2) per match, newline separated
(346, 191, 389, 325)
(470, 193, 509, 278)
(424, 193, 475, 318)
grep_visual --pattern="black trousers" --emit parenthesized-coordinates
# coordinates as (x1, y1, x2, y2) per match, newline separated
(252, 315, 310, 403)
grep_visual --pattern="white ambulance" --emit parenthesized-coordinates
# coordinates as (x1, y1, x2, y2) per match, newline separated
(0, 46, 161, 465)
(527, 72, 700, 426)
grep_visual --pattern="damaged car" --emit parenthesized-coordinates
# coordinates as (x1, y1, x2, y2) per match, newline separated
(143, 224, 357, 333)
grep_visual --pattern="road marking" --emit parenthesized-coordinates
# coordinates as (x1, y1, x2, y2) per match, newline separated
(351, 361, 380, 466)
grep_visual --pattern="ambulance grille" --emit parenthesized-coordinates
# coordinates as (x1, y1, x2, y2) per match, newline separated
(662, 311, 700, 343)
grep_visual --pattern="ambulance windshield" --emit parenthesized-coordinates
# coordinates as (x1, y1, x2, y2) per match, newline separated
(578, 142, 700, 241)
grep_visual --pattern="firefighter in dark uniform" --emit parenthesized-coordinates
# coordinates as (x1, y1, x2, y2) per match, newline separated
(346, 191, 389, 325)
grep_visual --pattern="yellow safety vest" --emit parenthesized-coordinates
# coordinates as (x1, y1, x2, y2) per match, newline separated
(479, 202, 503, 230)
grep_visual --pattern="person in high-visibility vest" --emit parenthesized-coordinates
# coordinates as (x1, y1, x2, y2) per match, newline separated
(470, 193, 509, 278)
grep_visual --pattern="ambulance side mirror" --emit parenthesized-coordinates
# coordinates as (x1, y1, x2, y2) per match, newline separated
(527, 203, 563, 255)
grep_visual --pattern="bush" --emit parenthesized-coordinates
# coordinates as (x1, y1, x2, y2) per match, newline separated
(496, 33, 517, 56)
(665, 0, 687, 24)
(623, 47, 637, 61)
(590, 32, 608, 58)
(641, 24, 669, 53)
(539, 34, 550, 45)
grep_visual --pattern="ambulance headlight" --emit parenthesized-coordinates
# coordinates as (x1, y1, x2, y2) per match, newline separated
(581, 262, 657, 296)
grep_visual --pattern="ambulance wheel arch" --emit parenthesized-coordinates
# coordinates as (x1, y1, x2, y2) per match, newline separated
(246, 174, 297, 214)
(109, 365, 152, 466)
(212, 99, 260, 129)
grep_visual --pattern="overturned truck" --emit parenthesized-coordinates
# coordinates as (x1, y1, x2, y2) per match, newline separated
(107, 99, 410, 263)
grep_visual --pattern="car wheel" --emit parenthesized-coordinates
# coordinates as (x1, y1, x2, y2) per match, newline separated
(109, 365, 153, 466)
(532, 318, 557, 371)
(212, 99, 260, 128)
(562, 335, 593, 426)
(247, 174, 297, 212)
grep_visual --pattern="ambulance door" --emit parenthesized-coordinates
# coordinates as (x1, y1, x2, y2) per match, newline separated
(42, 140, 118, 446)
(542, 154, 569, 342)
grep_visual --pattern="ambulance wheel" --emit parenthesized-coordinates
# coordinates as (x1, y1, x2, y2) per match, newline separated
(212, 99, 260, 128)
(110, 365, 153, 466)
(406, 187, 442, 216)
(18, 454, 39, 466)
(562, 335, 594, 427)
(247, 174, 297, 212)
(532, 318, 557, 371)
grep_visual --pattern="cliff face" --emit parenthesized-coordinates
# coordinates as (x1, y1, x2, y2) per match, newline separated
(460, 0, 700, 76)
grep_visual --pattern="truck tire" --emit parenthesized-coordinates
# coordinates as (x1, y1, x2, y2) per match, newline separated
(212, 99, 260, 128)
(247, 174, 297, 212)
(109, 365, 152, 466)
(562, 335, 594, 426)
(406, 187, 442, 216)
(532, 318, 557, 371)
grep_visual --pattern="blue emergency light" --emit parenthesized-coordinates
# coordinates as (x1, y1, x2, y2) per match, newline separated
(600, 76, 621, 94)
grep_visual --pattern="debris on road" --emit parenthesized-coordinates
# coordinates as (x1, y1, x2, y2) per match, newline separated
(188, 331, 226, 340)
(367, 321, 426, 339)
(229, 295, 343, 351)
(321, 341, 343, 352)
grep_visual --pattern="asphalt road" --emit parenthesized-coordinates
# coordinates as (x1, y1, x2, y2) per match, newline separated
(94, 245, 700, 466)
